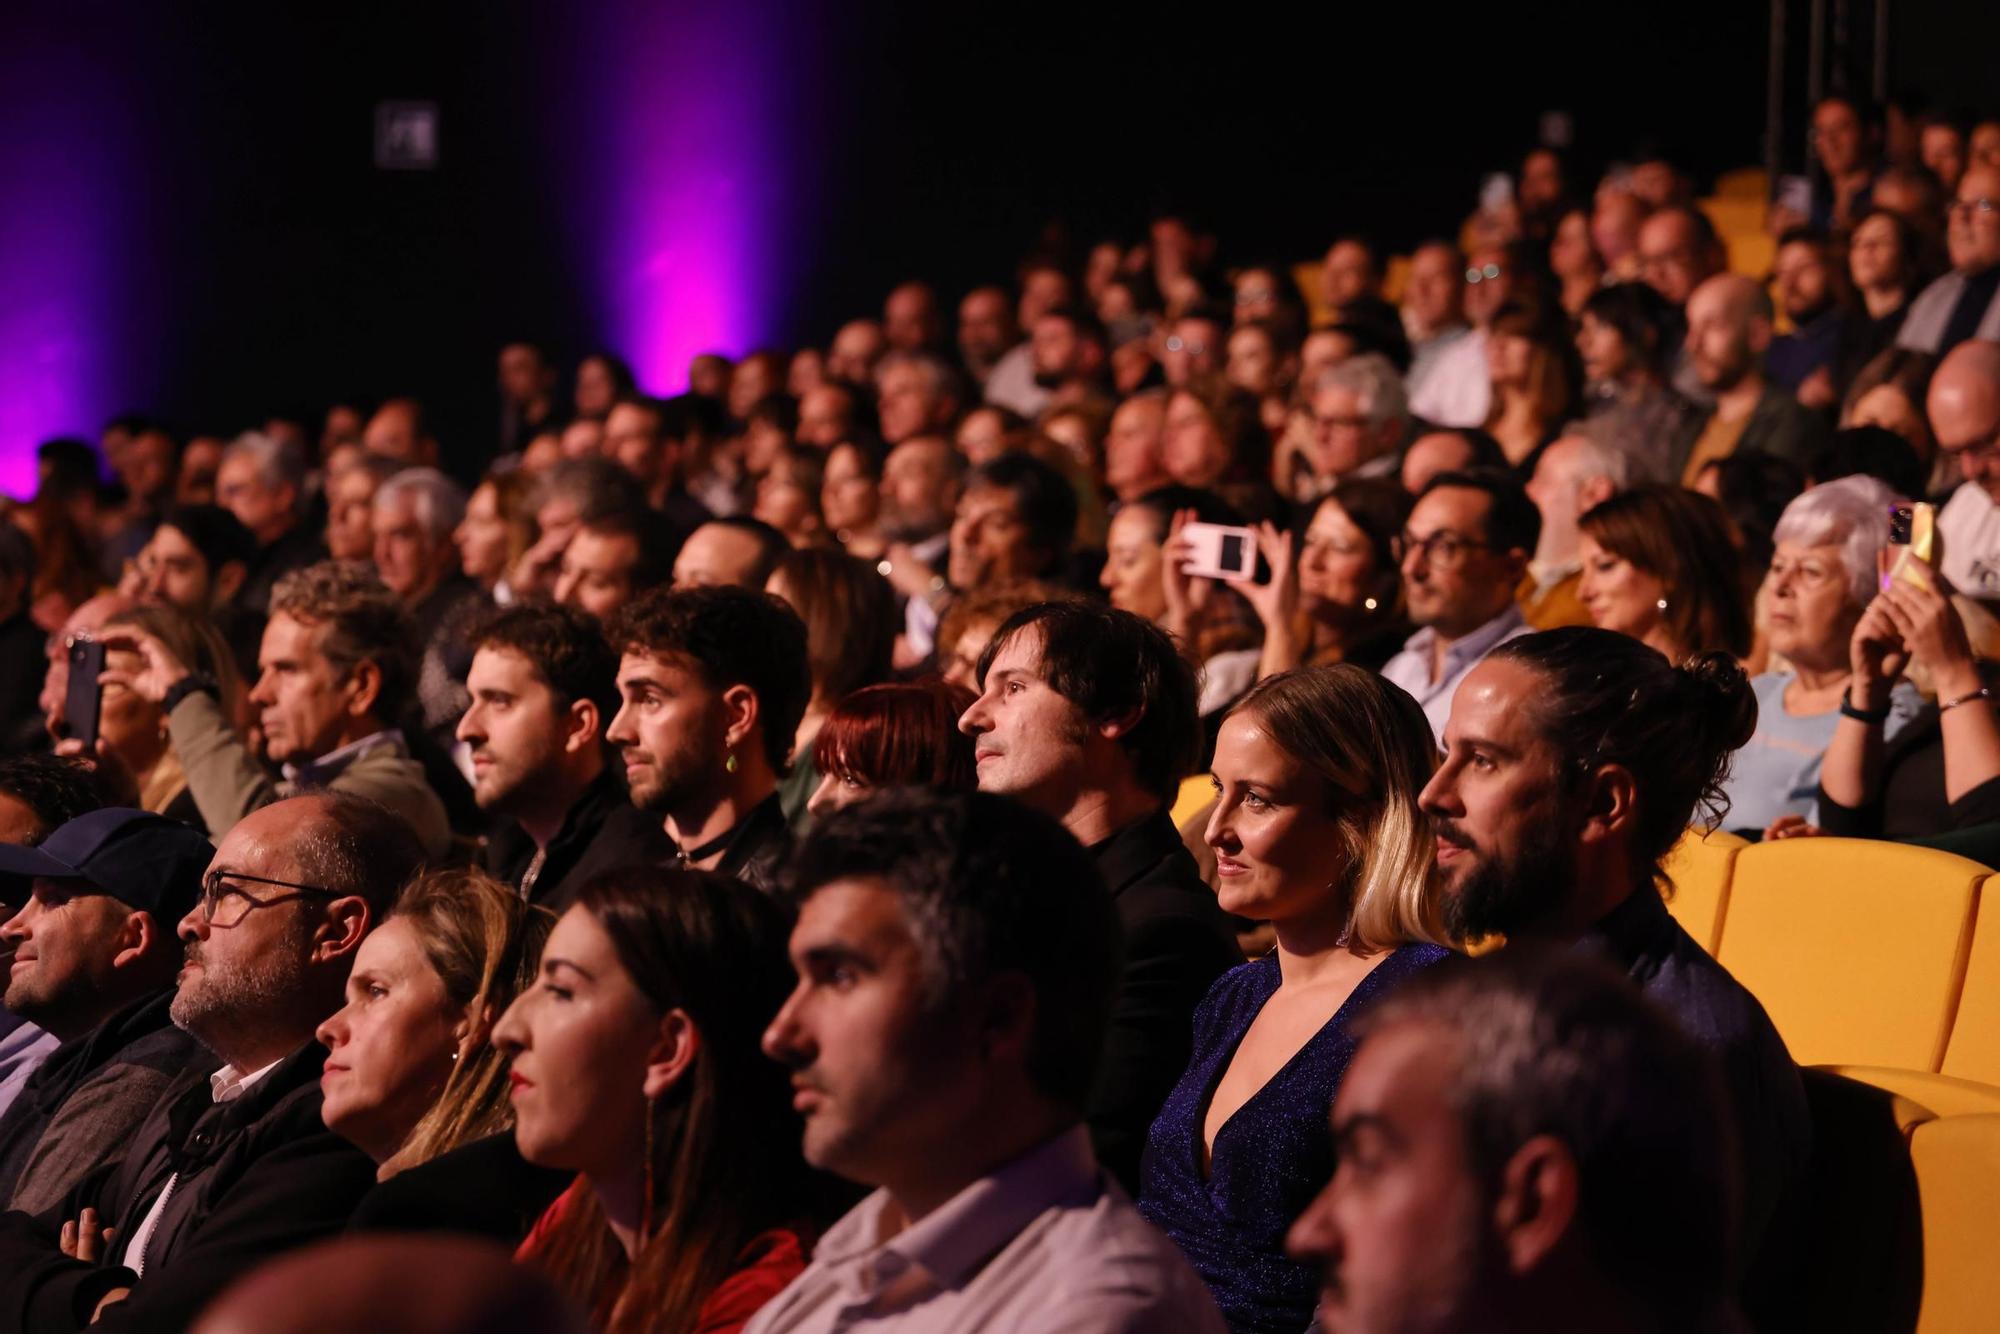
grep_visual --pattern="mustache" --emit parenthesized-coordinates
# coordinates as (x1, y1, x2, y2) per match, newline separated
(182, 941, 205, 967)
(1432, 818, 1476, 851)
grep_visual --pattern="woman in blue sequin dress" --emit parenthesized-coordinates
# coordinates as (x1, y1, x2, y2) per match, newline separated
(1137, 665, 1453, 1334)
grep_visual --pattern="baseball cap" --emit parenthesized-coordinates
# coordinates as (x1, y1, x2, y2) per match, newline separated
(0, 808, 214, 922)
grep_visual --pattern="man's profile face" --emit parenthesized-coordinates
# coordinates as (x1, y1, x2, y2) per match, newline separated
(1636, 213, 1706, 307)
(216, 455, 288, 545)
(1287, 1021, 1495, 1334)
(498, 344, 548, 404)
(1, 878, 132, 1026)
(672, 524, 763, 590)
(1398, 487, 1512, 635)
(248, 613, 357, 765)
(956, 627, 1090, 813)
(1773, 240, 1834, 324)
(604, 651, 726, 812)
(457, 646, 567, 814)
(958, 289, 1013, 367)
(763, 877, 981, 1185)
(603, 403, 665, 486)
(1684, 281, 1754, 392)
(1812, 99, 1864, 178)
(1104, 397, 1166, 496)
(1419, 658, 1576, 940)
(877, 440, 956, 543)
(876, 361, 941, 445)
(1948, 167, 2000, 274)
(372, 492, 448, 604)
(172, 803, 320, 1052)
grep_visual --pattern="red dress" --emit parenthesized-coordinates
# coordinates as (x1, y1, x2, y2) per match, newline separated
(516, 1178, 810, 1334)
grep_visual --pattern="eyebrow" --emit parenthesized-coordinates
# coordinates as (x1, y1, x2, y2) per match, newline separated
(541, 956, 595, 982)
(1331, 1112, 1399, 1151)
(796, 943, 875, 973)
(1446, 733, 1519, 761)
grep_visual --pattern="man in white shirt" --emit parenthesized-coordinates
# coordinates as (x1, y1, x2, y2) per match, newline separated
(1380, 470, 1538, 738)
(1928, 339, 2000, 606)
(749, 790, 1225, 1333)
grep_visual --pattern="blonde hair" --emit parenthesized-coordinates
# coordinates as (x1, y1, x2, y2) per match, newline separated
(378, 868, 554, 1178)
(1227, 665, 1446, 950)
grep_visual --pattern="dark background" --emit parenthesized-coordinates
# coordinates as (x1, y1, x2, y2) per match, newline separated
(2, 0, 1996, 485)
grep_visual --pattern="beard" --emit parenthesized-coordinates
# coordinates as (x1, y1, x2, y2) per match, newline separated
(626, 739, 723, 815)
(1437, 806, 1578, 941)
(171, 923, 313, 1059)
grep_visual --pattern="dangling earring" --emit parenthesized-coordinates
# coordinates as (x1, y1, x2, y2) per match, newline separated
(1655, 598, 1669, 611)
(724, 750, 739, 775)
(639, 1094, 658, 1249)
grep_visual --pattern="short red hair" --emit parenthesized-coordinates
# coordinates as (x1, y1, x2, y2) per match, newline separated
(813, 680, 977, 791)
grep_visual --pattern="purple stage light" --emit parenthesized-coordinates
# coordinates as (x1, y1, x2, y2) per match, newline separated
(564, 1, 803, 396)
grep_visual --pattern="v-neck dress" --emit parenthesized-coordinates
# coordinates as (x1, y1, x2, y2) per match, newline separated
(1136, 945, 1450, 1334)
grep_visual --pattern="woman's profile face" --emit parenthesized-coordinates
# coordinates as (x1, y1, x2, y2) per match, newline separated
(1204, 711, 1352, 926)
(1099, 506, 1168, 623)
(1298, 500, 1379, 617)
(808, 768, 875, 819)
(1576, 534, 1668, 646)
(96, 643, 166, 769)
(491, 906, 661, 1176)
(1162, 392, 1228, 488)
(315, 916, 462, 1162)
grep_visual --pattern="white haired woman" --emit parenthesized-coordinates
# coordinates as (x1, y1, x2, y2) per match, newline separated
(1722, 475, 1924, 838)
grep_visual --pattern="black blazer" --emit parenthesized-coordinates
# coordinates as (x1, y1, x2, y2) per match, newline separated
(1087, 810, 1244, 1193)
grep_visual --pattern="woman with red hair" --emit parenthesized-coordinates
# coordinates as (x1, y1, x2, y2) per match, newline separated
(807, 679, 976, 816)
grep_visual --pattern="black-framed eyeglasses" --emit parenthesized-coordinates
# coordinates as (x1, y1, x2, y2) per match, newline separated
(1393, 530, 1491, 567)
(198, 869, 340, 927)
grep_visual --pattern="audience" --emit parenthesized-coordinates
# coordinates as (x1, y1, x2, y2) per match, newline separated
(960, 602, 1241, 1188)
(1287, 949, 1740, 1334)
(752, 790, 1227, 1332)
(1422, 628, 1809, 1249)
(604, 586, 809, 890)
(0, 793, 424, 1331)
(7, 83, 2000, 1333)
(1140, 665, 1448, 1332)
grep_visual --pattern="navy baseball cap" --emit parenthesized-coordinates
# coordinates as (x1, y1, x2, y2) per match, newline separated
(0, 808, 214, 922)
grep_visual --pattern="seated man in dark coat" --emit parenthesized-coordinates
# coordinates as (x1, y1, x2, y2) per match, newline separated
(960, 600, 1243, 1190)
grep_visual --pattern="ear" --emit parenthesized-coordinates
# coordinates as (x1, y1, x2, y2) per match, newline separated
(454, 999, 494, 1061)
(109, 909, 158, 972)
(1577, 762, 1638, 845)
(718, 682, 762, 756)
(1095, 705, 1145, 743)
(974, 971, 1038, 1066)
(562, 697, 601, 754)
(641, 1008, 702, 1099)
(212, 561, 247, 607)
(311, 897, 372, 966)
(1490, 1134, 1581, 1277)
(342, 659, 385, 719)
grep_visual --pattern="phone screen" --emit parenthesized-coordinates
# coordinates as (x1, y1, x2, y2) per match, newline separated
(1218, 533, 1245, 574)
(65, 639, 106, 750)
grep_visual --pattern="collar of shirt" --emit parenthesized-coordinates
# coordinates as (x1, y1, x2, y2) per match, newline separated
(282, 728, 402, 788)
(1397, 604, 1527, 683)
(816, 1125, 1101, 1301)
(207, 1055, 285, 1104)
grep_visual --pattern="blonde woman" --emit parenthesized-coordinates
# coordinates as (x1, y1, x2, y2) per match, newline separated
(1137, 664, 1449, 1334)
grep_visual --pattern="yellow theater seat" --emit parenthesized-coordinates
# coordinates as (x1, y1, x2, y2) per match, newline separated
(1910, 1114, 2000, 1334)
(1660, 827, 1747, 954)
(1940, 878, 2000, 1086)
(1169, 773, 1215, 832)
(1715, 839, 1984, 1070)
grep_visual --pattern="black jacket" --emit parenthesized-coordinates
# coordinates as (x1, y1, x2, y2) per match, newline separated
(671, 792, 792, 895)
(348, 1131, 569, 1244)
(1087, 810, 1244, 1193)
(0, 991, 206, 1214)
(481, 766, 674, 912)
(0, 1041, 376, 1333)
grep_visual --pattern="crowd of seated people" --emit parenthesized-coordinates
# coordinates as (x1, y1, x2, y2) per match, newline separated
(0, 91, 1996, 1332)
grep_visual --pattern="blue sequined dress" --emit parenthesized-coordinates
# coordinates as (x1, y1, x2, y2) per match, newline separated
(1137, 945, 1450, 1334)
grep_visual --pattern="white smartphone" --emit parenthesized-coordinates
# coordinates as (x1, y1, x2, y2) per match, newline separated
(1181, 522, 1257, 582)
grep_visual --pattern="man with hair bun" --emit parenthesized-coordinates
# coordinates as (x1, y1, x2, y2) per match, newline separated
(1419, 627, 1808, 1253)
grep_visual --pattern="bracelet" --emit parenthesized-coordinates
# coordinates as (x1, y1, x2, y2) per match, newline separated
(1939, 686, 1991, 714)
(1839, 689, 1891, 724)
(161, 673, 220, 714)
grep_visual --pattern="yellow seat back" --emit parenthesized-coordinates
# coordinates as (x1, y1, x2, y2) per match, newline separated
(1715, 839, 1983, 1070)
(1911, 1113, 2000, 1334)
(1941, 878, 2000, 1085)
(1169, 773, 1215, 833)
(1660, 827, 1747, 954)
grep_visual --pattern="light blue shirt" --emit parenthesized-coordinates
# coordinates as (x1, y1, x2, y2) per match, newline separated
(1379, 605, 1533, 741)
(1721, 672, 1923, 833)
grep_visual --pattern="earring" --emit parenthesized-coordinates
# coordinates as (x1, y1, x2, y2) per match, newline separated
(1655, 598, 1668, 611)
(724, 751, 738, 775)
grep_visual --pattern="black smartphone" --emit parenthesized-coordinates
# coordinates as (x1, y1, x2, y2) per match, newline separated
(1888, 504, 1913, 547)
(64, 638, 106, 750)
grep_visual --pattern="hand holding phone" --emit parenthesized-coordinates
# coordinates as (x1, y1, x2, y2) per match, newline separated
(64, 639, 106, 750)
(1177, 522, 1259, 582)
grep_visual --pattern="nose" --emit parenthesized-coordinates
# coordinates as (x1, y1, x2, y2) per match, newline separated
(1284, 1178, 1345, 1267)
(806, 772, 841, 818)
(1417, 761, 1458, 818)
(455, 702, 483, 746)
(762, 986, 811, 1067)
(315, 1004, 351, 1051)
(554, 569, 580, 607)
(604, 701, 635, 747)
(177, 905, 210, 945)
(957, 693, 991, 737)
(1203, 795, 1236, 852)
(490, 993, 529, 1056)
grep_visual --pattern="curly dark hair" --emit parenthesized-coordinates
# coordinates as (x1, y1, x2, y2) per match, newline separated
(0, 754, 106, 847)
(268, 560, 420, 723)
(606, 585, 811, 772)
(470, 602, 619, 723)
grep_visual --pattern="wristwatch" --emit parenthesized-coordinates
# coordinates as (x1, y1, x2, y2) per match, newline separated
(161, 673, 221, 713)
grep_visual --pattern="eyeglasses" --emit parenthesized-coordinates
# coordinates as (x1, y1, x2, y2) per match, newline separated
(1949, 198, 1998, 220)
(1464, 263, 1504, 284)
(1313, 412, 1372, 435)
(198, 869, 340, 928)
(1164, 335, 1208, 356)
(1393, 530, 1491, 567)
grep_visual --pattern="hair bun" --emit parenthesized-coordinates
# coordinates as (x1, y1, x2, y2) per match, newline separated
(1676, 651, 1757, 756)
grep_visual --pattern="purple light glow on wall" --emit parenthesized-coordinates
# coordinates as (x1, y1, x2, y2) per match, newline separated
(0, 52, 125, 498)
(570, 3, 801, 396)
